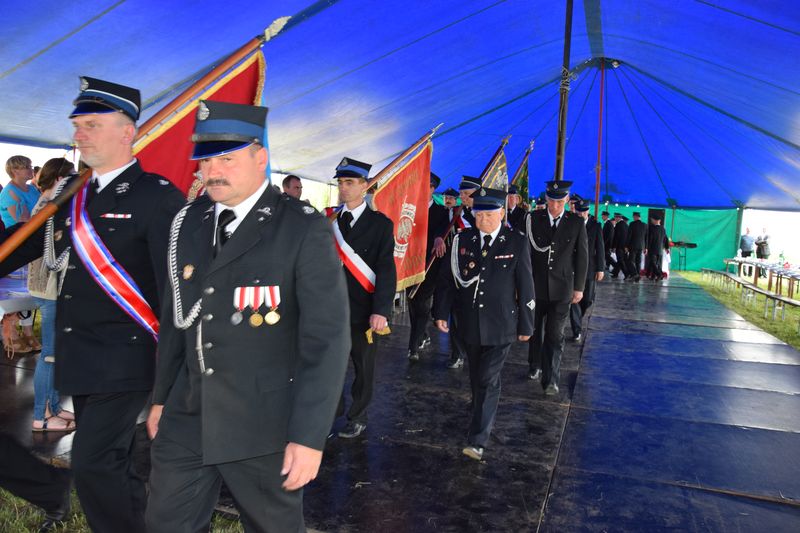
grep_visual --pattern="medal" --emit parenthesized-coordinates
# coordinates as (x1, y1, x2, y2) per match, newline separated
(262, 285, 282, 326)
(248, 286, 265, 327)
(468, 261, 476, 269)
(54, 230, 63, 242)
(232, 286, 253, 327)
(182, 264, 195, 280)
(249, 313, 264, 327)
(264, 310, 281, 325)
(481, 250, 488, 257)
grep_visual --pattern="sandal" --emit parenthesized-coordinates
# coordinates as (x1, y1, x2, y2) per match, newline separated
(24, 335, 42, 352)
(54, 410, 75, 422)
(4, 338, 32, 357)
(32, 416, 76, 432)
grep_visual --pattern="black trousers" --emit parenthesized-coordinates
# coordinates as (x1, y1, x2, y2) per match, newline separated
(464, 343, 511, 448)
(338, 323, 378, 424)
(627, 249, 643, 277)
(449, 311, 467, 362)
(604, 245, 615, 272)
(147, 434, 303, 533)
(612, 248, 628, 277)
(646, 252, 663, 279)
(569, 277, 596, 336)
(72, 390, 150, 533)
(406, 260, 440, 351)
(528, 300, 570, 388)
(741, 251, 753, 276)
(0, 433, 71, 515)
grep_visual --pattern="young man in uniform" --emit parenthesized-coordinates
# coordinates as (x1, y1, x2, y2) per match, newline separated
(333, 157, 396, 439)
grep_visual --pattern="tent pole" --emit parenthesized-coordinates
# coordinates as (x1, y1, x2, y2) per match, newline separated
(593, 58, 605, 216)
(553, 0, 574, 182)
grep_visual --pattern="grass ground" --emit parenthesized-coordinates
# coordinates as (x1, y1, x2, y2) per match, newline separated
(681, 271, 800, 350)
(0, 488, 245, 532)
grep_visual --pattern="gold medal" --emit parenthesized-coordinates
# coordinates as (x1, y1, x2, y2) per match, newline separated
(182, 264, 195, 280)
(249, 313, 264, 327)
(264, 310, 281, 325)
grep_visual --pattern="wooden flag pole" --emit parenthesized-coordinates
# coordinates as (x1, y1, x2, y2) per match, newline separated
(478, 136, 510, 185)
(366, 124, 443, 193)
(553, 0, 574, 183)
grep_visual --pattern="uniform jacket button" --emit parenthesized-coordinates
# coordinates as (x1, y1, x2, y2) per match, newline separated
(130, 335, 138, 341)
(67, 264, 76, 270)
(203, 314, 213, 321)
(203, 342, 213, 350)
(204, 287, 215, 295)
(479, 304, 484, 308)
(63, 327, 72, 333)
(204, 368, 214, 376)
(63, 294, 72, 299)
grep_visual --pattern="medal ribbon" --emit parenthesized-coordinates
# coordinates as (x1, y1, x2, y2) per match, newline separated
(234, 287, 248, 312)
(263, 286, 281, 309)
(70, 180, 159, 341)
(248, 286, 264, 313)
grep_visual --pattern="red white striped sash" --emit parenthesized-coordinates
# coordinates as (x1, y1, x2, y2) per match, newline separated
(70, 180, 159, 340)
(331, 217, 376, 293)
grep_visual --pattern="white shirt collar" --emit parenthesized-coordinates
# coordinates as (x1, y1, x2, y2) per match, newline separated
(92, 159, 137, 192)
(214, 180, 270, 239)
(479, 225, 502, 247)
(548, 209, 564, 226)
(342, 200, 368, 226)
(428, 198, 434, 208)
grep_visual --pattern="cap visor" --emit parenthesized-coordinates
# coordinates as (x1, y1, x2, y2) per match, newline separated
(191, 141, 252, 160)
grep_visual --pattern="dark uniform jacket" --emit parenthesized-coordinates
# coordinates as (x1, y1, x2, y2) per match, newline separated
(339, 206, 396, 324)
(627, 219, 648, 250)
(507, 205, 527, 232)
(646, 224, 670, 253)
(0, 163, 184, 395)
(433, 226, 534, 346)
(602, 219, 614, 251)
(427, 203, 450, 250)
(526, 209, 589, 303)
(586, 218, 605, 275)
(152, 187, 350, 465)
(612, 220, 629, 249)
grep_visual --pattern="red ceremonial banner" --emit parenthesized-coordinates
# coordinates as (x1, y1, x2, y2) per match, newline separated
(132, 50, 266, 195)
(372, 143, 432, 291)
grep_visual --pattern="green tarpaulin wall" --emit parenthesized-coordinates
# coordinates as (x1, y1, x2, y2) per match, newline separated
(434, 194, 739, 272)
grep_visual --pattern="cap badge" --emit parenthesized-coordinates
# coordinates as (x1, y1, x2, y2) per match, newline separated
(480, 189, 487, 196)
(553, 183, 559, 189)
(197, 102, 210, 121)
(80, 77, 89, 91)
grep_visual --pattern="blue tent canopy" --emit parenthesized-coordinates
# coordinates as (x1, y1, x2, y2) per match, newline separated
(1, 0, 798, 209)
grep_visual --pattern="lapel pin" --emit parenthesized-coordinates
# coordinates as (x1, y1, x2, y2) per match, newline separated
(182, 264, 195, 280)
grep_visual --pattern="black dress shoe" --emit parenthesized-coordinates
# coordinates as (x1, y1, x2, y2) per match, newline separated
(528, 369, 542, 381)
(544, 383, 560, 396)
(418, 335, 431, 350)
(39, 477, 70, 533)
(407, 350, 420, 362)
(338, 422, 366, 439)
(462, 445, 484, 461)
(448, 357, 464, 369)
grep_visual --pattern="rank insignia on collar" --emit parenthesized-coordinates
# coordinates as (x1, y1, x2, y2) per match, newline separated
(257, 207, 272, 217)
(182, 264, 195, 280)
(115, 182, 130, 194)
(499, 235, 506, 242)
(205, 205, 214, 213)
(527, 299, 536, 310)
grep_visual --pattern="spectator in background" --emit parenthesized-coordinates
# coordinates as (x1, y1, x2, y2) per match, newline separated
(282, 174, 303, 200)
(739, 227, 755, 277)
(755, 228, 770, 277)
(1, 155, 41, 354)
(29, 158, 77, 432)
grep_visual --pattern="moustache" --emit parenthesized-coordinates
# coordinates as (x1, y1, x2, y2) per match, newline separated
(204, 178, 230, 187)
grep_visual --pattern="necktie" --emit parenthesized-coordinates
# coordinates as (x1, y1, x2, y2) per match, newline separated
(338, 211, 354, 237)
(86, 178, 100, 206)
(481, 234, 492, 257)
(214, 209, 236, 257)
(552, 216, 560, 230)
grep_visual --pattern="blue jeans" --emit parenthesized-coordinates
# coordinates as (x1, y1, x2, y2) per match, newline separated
(32, 297, 60, 420)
